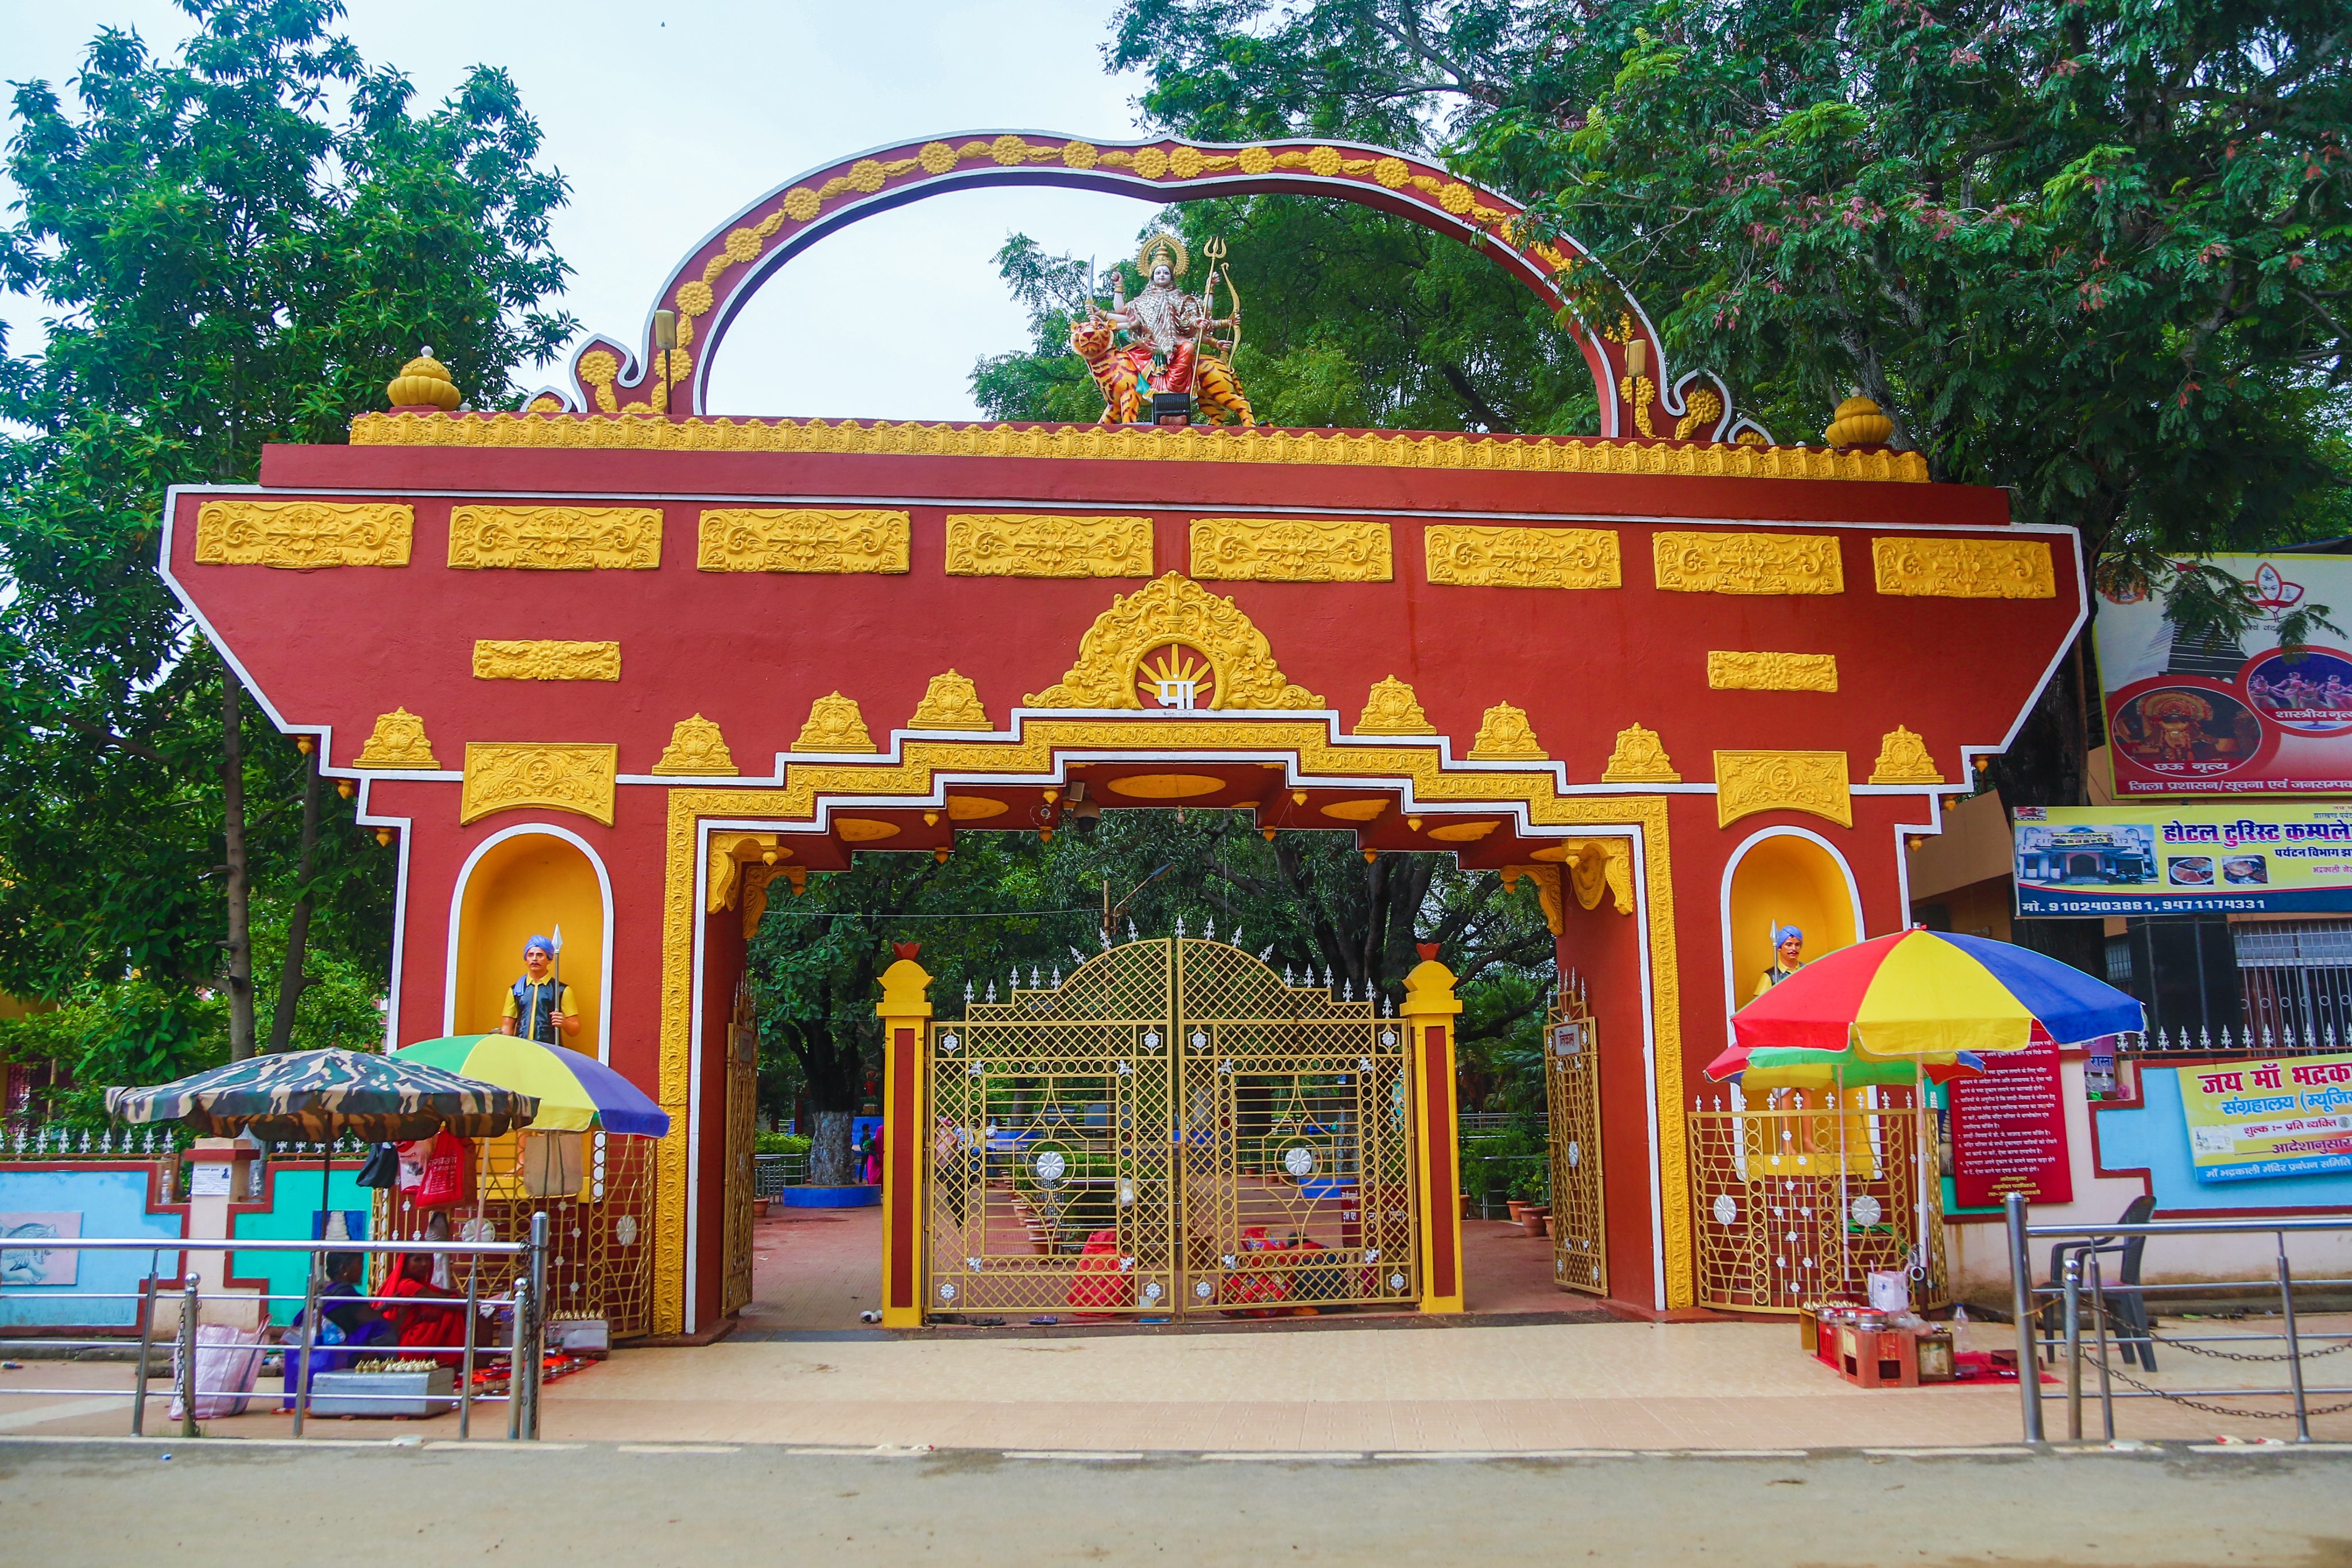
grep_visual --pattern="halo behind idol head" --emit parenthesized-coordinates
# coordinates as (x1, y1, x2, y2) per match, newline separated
(1135, 231, 1189, 282)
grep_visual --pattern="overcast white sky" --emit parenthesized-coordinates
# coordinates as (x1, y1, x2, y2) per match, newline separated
(2, 1, 1169, 419)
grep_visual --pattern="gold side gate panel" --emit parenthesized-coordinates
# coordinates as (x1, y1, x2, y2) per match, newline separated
(924, 937, 1419, 1319)
(718, 980, 759, 1319)
(1544, 988, 1607, 1296)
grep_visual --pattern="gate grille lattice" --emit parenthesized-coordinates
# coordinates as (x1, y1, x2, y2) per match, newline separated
(1544, 988, 1607, 1296)
(925, 938, 1418, 1319)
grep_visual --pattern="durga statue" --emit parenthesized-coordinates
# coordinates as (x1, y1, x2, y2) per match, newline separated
(1071, 231, 1255, 427)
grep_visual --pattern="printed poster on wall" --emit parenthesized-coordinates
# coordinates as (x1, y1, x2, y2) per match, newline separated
(2014, 803, 2352, 916)
(1949, 1039, 2074, 1208)
(2178, 1052, 2352, 1183)
(2095, 553, 2352, 796)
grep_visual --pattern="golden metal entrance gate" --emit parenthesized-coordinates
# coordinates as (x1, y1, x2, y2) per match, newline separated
(924, 938, 1419, 1319)
(1544, 987, 1607, 1296)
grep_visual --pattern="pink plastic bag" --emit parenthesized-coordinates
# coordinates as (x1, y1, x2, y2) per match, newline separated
(168, 1323, 265, 1420)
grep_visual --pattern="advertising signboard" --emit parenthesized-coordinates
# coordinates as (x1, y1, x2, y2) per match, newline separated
(2094, 553, 2352, 796)
(2177, 1053, 2352, 1183)
(2014, 804, 2352, 916)
(1949, 1037, 2074, 1208)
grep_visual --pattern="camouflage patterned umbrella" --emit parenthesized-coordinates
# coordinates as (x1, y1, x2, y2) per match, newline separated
(105, 1048, 538, 1144)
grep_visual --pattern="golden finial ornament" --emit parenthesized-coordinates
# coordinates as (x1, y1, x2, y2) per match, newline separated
(386, 346, 462, 412)
(1823, 390, 1893, 448)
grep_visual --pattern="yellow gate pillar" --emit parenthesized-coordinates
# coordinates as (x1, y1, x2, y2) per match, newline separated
(1401, 942, 1465, 1313)
(875, 942, 933, 1329)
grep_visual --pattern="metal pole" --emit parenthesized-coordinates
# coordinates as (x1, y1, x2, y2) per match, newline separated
(130, 1272, 157, 1437)
(2006, 1193, 2042, 1442)
(290, 1250, 322, 1438)
(526, 1210, 550, 1439)
(2088, 1249, 2114, 1441)
(2277, 1230, 2311, 1443)
(176, 1273, 200, 1439)
(2063, 1249, 2083, 1441)
(504, 1276, 527, 1442)
(459, 1256, 479, 1441)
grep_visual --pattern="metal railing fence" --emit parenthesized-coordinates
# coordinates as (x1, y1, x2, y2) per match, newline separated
(0, 1223, 551, 1441)
(2004, 1195, 2352, 1444)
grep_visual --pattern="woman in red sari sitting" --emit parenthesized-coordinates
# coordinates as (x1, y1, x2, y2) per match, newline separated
(385, 1253, 466, 1367)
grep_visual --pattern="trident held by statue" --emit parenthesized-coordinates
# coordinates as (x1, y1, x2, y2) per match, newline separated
(1184, 236, 1228, 402)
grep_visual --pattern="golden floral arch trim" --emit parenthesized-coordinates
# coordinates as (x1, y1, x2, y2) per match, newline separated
(533, 131, 1771, 449)
(650, 718, 1694, 1331)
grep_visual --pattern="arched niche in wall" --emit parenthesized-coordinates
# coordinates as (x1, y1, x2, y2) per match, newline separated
(446, 826, 612, 1059)
(1722, 828, 1863, 1021)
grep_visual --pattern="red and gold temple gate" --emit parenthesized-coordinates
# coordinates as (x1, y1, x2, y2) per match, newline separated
(162, 131, 2084, 1334)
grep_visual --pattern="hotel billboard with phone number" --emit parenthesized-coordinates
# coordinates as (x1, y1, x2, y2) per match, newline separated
(2014, 804, 2352, 915)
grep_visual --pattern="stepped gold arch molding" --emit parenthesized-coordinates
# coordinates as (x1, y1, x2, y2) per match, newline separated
(194, 500, 411, 567)
(1026, 572, 1322, 710)
(447, 505, 660, 569)
(651, 719, 1696, 1332)
(354, 412, 1925, 481)
(527, 131, 1770, 447)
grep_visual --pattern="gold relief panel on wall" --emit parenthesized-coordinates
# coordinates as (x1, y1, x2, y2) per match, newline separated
(1601, 723, 1681, 783)
(472, 640, 622, 681)
(1424, 525, 1621, 589)
(1868, 725, 1945, 784)
(446, 506, 662, 570)
(1467, 702, 1548, 761)
(1189, 517, 1392, 582)
(1027, 573, 1322, 710)
(1871, 536, 2057, 599)
(652, 714, 737, 776)
(1714, 750, 1852, 828)
(1653, 531, 1844, 594)
(460, 743, 619, 826)
(943, 514, 1154, 578)
(1705, 652, 1839, 691)
(1355, 676, 1437, 735)
(193, 501, 412, 568)
(697, 509, 910, 574)
(792, 692, 878, 753)
(908, 671, 992, 730)
(351, 707, 438, 769)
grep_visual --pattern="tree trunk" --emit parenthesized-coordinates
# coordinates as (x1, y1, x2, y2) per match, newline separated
(220, 665, 256, 1060)
(807, 1109, 856, 1187)
(265, 745, 325, 1054)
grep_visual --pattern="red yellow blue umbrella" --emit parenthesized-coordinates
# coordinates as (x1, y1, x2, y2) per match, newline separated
(392, 1035, 669, 1137)
(1732, 928, 2144, 1058)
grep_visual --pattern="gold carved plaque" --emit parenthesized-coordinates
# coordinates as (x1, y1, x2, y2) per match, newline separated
(461, 743, 618, 826)
(1026, 573, 1321, 710)
(1654, 532, 1844, 594)
(194, 501, 411, 568)
(944, 514, 1153, 578)
(351, 707, 438, 768)
(1601, 723, 1680, 783)
(698, 509, 910, 574)
(1869, 725, 1945, 784)
(1467, 702, 1548, 761)
(1715, 750, 1852, 827)
(471, 640, 621, 681)
(908, 671, 992, 730)
(1355, 676, 1437, 735)
(1189, 517, 1392, 582)
(652, 714, 737, 776)
(1872, 537, 2056, 598)
(1705, 652, 1839, 691)
(792, 692, 877, 752)
(446, 506, 662, 569)
(1424, 525, 1620, 589)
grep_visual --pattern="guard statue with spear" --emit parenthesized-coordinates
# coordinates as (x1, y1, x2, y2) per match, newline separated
(502, 929, 582, 1046)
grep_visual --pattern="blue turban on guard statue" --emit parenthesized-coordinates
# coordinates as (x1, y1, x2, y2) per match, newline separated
(1773, 926, 1803, 946)
(524, 934, 554, 957)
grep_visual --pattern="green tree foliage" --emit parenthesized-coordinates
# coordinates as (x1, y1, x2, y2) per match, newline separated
(0, 0, 575, 1108)
(1104, 0, 2352, 819)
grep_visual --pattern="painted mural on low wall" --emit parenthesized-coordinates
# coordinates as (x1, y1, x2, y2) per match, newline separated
(0, 1165, 181, 1327)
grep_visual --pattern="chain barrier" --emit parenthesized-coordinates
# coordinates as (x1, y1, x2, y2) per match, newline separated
(2080, 1346, 2352, 1420)
(2145, 1327, 2352, 1364)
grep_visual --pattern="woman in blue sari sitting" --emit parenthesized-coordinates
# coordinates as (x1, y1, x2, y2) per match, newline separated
(280, 1252, 393, 1410)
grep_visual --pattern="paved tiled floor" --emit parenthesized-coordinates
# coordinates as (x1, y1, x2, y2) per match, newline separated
(16, 1313, 2342, 1450)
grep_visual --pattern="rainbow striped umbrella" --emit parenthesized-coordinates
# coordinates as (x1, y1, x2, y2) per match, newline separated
(392, 1036, 670, 1138)
(1732, 928, 2144, 1058)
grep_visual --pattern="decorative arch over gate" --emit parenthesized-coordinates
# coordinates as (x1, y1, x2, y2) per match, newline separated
(548, 131, 1765, 444)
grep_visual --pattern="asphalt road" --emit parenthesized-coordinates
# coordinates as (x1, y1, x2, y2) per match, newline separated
(5, 1438, 2349, 1566)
